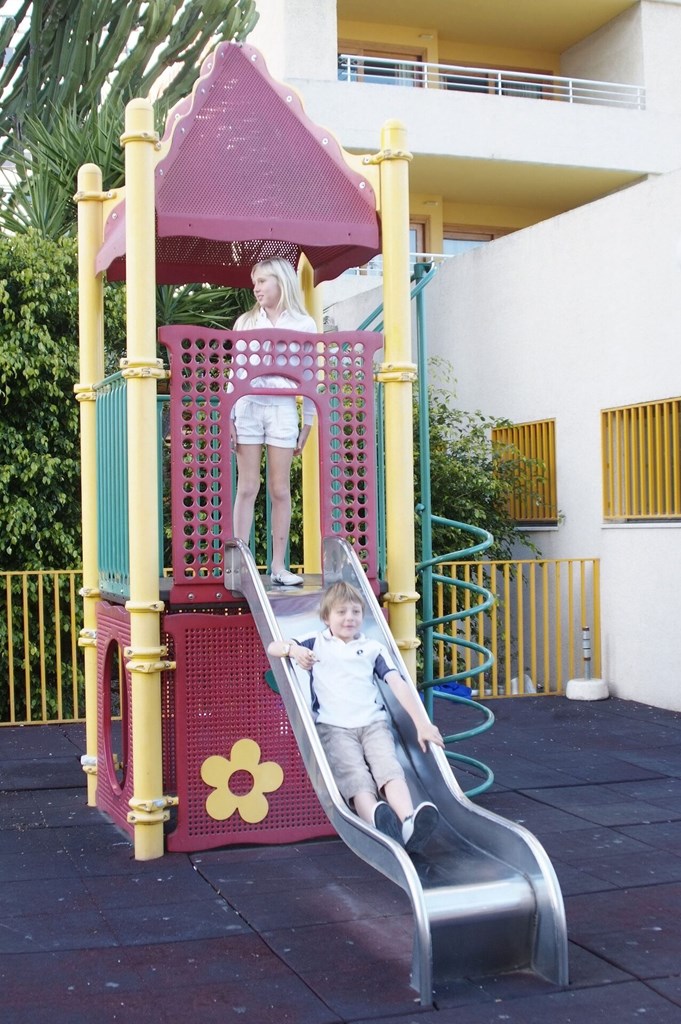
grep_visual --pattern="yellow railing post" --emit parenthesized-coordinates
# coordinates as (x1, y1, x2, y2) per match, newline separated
(375, 120, 419, 680)
(75, 163, 105, 805)
(299, 255, 322, 574)
(120, 99, 170, 860)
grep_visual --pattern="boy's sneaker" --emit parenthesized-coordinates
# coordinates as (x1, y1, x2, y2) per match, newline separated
(402, 802, 439, 853)
(372, 801, 404, 844)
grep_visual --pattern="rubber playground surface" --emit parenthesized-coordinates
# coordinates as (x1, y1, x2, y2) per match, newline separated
(3, 695, 681, 1023)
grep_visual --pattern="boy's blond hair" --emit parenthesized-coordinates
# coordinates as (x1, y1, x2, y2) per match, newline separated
(319, 581, 365, 624)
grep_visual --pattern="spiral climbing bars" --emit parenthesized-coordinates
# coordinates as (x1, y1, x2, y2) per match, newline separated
(412, 262, 496, 797)
(351, 260, 497, 794)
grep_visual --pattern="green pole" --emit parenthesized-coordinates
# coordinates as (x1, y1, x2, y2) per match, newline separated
(414, 262, 434, 718)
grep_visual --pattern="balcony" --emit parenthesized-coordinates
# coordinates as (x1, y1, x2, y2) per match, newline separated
(344, 252, 455, 277)
(337, 54, 645, 111)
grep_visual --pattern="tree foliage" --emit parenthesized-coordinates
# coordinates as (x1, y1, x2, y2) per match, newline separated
(0, 102, 128, 238)
(0, 0, 258, 145)
(156, 281, 253, 333)
(0, 230, 127, 571)
(0, 1, 259, 237)
(414, 360, 545, 562)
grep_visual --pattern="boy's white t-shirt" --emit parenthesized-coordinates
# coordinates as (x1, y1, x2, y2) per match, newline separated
(294, 628, 399, 729)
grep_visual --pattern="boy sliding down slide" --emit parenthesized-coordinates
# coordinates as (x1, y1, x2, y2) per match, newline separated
(268, 581, 445, 852)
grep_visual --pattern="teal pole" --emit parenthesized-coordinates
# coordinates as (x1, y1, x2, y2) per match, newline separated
(414, 262, 434, 719)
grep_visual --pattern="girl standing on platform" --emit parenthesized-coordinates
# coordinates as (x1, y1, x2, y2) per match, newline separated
(230, 258, 317, 586)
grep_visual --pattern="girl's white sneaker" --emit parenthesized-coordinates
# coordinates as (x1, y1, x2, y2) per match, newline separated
(271, 569, 304, 586)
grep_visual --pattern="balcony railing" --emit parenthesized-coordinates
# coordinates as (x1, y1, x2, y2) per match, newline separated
(344, 252, 454, 277)
(338, 54, 645, 111)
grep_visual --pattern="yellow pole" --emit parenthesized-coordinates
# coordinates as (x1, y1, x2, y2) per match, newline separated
(121, 99, 170, 860)
(75, 163, 106, 805)
(299, 255, 322, 574)
(376, 120, 419, 680)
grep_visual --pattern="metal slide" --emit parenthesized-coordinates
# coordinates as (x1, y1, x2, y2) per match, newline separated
(224, 537, 569, 1005)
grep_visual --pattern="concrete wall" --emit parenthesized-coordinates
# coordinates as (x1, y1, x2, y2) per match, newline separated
(246, 0, 679, 175)
(640, 0, 681, 114)
(561, 5, 644, 89)
(562, 1, 681, 117)
(248, 0, 338, 81)
(250, 0, 681, 709)
(288, 78, 681, 176)
(323, 278, 383, 331)
(405, 169, 681, 709)
(249, 0, 681, 175)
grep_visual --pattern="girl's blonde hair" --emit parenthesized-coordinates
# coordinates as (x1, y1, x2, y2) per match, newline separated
(319, 581, 365, 624)
(235, 258, 308, 328)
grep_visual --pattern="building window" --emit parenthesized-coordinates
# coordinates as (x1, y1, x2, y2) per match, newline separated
(441, 64, 549, 99)
(338, 46, 424, 87)
(441, 69, 491, 94)
(602, 398, 681, 521)
(443, 227, 509, 256)
(492, 419, 558, 525)
(443, 230, 493, 256)
(410, 220, 427, 254)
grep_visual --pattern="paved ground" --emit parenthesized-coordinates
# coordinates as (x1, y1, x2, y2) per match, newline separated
(3, 695, 681, 1023)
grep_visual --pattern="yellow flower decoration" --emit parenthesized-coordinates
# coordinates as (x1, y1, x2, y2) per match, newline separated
(201, 738, 284, 823)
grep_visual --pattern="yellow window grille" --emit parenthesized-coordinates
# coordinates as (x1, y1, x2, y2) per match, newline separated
(492, 419, 558, 524)
(602, 398, 681, 520)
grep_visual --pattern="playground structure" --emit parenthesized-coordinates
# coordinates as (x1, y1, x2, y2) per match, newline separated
(76, 42, 567, 1002)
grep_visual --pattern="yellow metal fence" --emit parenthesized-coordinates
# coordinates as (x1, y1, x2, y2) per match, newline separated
(1, 570, 84, 726)
(1, 559, 600, 725)
(432, 558, 600, 697)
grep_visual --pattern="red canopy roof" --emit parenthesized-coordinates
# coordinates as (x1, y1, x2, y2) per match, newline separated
(96, 43, 381, 286)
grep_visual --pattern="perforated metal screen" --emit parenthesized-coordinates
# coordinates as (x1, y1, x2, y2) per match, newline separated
(160, 326, 383, 604)
(96, 43, 380, 286)
(95, 602, 176, 837)
(165, 610, 333, 851)
(95, 603, 133, 835)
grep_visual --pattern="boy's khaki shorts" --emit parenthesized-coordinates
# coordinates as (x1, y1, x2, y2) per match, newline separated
(316, 718, 405, 803)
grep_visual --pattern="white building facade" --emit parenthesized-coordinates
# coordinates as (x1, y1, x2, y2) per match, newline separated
(250, 0, 681, 710)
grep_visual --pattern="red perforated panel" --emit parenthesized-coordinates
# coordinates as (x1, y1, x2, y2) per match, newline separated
(161, 632, 177, 791)
(160, 326, 383, 604)
(95, 603, 134, 836)
(165, 611, 333, 851)
(96, 603, 176, 835)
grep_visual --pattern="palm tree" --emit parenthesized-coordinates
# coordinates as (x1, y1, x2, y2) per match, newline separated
(0, 1, 258, 233)
(0, 1, 258, 143)
(0, 1, 257, 321)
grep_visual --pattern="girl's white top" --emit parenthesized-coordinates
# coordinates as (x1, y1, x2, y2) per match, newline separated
(233, 307, 317, 425)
